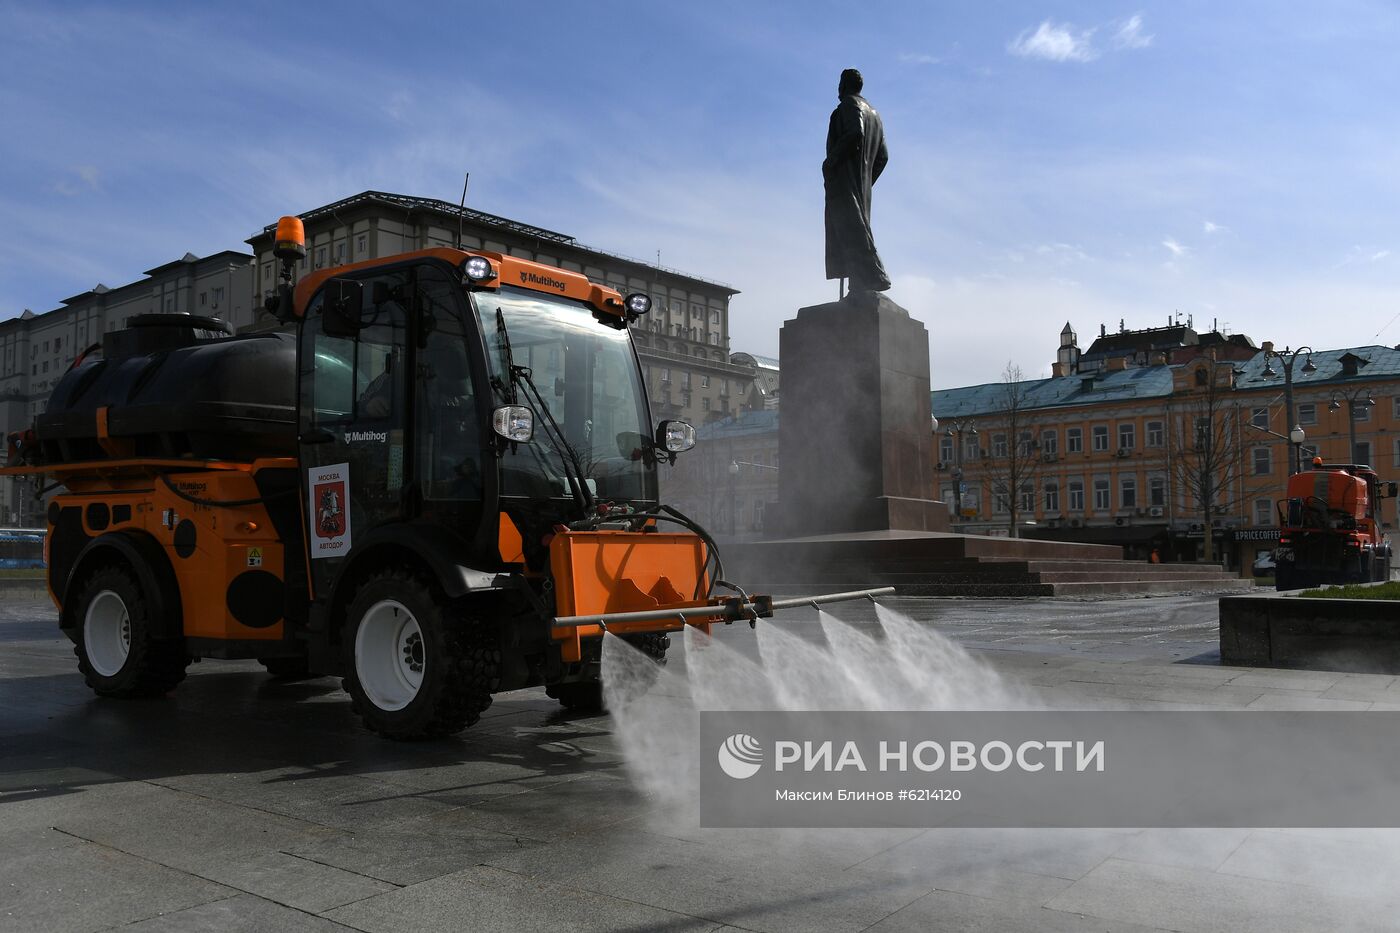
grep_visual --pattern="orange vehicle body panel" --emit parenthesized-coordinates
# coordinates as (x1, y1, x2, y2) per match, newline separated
(549, 530, 714, 662)
(35, 459, 294, 640)
(498, 512, 526, 565)
(1285, 470, 1368, 518)
(293, 247, 628, 321)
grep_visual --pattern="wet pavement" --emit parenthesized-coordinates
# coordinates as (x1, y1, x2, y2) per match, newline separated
(3, 593, 1398, 932)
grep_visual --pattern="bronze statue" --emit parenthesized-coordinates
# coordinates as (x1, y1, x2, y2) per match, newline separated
(824, 68, 890, 293)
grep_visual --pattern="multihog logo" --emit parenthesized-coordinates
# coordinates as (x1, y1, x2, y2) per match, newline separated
(717, 733, 764, 779)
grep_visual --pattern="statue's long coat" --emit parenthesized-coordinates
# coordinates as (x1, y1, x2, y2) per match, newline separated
(824, 93, 890, 289)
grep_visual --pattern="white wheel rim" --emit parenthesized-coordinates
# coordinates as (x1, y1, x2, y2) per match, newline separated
(84, 589, 131, 677)
(354, 599, 425, 711)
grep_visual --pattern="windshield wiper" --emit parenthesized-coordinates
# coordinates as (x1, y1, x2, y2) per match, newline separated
(493, 308, 594, 514)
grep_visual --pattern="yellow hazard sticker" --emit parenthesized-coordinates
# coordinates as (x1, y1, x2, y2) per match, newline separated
(247, 547, 263, 568)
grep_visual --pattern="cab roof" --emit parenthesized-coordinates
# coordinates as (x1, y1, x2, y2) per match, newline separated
(293, 247, 627, 320)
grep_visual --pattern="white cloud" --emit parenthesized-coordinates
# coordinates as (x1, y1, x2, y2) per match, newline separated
(899, 52, 941, 65)
(1008, 21, 1098, 63)
(50, 165, 101, 196)
(1332, 245, 1392, 269)
(1114, 14, 1154, 50)
(1202, 220, 1224, 234)
(1162, 238, 1189, 258)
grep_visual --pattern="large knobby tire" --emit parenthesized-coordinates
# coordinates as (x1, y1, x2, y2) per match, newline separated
(72, 563, 188, 698)
(546, 632, 669, 712)
(341, 568, 499, 740)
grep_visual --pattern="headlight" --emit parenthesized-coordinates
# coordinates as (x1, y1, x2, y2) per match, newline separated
(492, 405, 534, 442)
(463, 256, 497, 282)
(624, 293, 651, 315)
(658, 420, 696, 454)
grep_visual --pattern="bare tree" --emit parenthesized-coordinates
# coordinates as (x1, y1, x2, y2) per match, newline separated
(1166, 356, 1250, 562)
(982, 362, 1042, 538)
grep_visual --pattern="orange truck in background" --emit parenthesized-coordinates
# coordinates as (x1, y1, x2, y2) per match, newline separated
(1274, 460, 1397, 590)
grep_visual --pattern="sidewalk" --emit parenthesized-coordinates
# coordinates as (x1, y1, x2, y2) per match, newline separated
(2, 596, 1397, 932)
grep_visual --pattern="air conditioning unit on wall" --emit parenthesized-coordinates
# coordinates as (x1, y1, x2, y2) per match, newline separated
(1149, 507, 1164, 517)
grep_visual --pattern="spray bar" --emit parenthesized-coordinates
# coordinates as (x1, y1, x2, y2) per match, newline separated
(550, 586, 896, 630)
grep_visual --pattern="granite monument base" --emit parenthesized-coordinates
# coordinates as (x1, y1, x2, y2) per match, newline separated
(775, 292, 948, 537)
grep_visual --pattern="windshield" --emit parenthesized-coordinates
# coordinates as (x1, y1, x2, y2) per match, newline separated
(474, 285, 655, 504)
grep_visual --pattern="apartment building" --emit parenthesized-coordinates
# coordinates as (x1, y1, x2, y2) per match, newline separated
(933, 341, 1400, 569)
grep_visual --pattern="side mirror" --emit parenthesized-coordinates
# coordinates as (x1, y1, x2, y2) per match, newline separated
(322, 279, 364, 338)
(1387, 482, 1398, 499)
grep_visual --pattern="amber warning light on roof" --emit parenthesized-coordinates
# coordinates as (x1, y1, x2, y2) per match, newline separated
(274, 216, 306, 262)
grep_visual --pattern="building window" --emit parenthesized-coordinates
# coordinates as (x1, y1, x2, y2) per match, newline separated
(1118, 423, 1135, 450)
(1093, 477, 1110, 510)
(1297, 403, 1316, 425)
(702, 397, 711, 410)
(316, 247, 326, 268)
(1120, 475, 1137, 509)
(1067, 427, 1083, 453)
(1254, 499, 1273, 526)
(199, 292, 207, 307)
(939, 437, 954, 463)
(992, 482, 1010, 514)
(1355, 441, 1372, 464)
(711, 310, 720, 324)
(660, 368, 670, 382)
(1252, 447, 1271, 475)
(357, 234, 367, 255)
(964, 437, 979, 461)
(1041, 430, 1058, 456)
(992, 434, 1008, 458)
(1251, 407, 1269, 429)
(1044, 480, 1060, 513)
(1194, 367, 1209, 386)
(1068, 479, 1085, 511)
(1194, 416, 1210, 448)
(681, 372, 691, 389)
(1092, 425, 1109, 452)
(1354, 403, 1372, 423)
(1018, 482, 1035, 513)
(700, 375, 710, 388)
(1149, 476, 1165, 507)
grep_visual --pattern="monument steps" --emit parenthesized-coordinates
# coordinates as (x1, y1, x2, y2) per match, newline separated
(729, 532, 1253, 597)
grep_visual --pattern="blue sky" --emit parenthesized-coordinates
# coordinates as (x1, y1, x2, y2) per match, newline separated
(3, 1, 1400, 388)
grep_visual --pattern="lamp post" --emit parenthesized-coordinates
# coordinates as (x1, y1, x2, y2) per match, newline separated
(727, 460, 740, 536)
(942, 420, 977, 531)
(1289, 425, 1305, 474)
(1328, 388, 1376, 464)
(1260, 345, 1316, 473)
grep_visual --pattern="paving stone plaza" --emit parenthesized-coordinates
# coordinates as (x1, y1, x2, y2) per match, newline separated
(4, 592, 1399, 933)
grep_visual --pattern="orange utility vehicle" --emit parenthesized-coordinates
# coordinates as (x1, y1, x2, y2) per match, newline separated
(3, 216, 885, 739)
(1274, 459, 1396, 591)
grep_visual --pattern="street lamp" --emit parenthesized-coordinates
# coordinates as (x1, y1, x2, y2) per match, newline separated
(943, 420, 977, 530)
(1289, 425, 1305, 473)
(1260, 344, 1316, 473)
(728, 460, 740, 536)
(1328, 388, 1376, 464)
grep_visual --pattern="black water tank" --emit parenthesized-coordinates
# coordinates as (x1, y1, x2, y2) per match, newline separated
(37, 314, 297, 463)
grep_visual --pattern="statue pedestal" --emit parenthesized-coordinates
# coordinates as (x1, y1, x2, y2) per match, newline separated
(775, 293, 949, 536)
